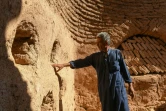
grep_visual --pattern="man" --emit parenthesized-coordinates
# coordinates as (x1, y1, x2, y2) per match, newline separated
(52, 32, 135, 111)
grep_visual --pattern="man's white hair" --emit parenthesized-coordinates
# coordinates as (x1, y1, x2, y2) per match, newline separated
(97, 32, 111, 45)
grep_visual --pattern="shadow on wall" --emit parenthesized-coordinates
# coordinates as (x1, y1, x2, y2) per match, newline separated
(0, 0, 32, 110)
(156, 103, 166, 111)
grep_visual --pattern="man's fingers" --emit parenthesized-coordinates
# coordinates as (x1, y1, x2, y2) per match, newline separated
(55, 67, 63, 72)
(51, 64, 64, 72)
(130, 91, 135, 100)
(56, 68, 61, 72)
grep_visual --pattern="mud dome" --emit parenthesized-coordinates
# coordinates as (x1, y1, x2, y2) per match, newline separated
(0, 0, 166, 111)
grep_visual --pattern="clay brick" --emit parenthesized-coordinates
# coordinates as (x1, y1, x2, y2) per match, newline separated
(142, 65, 150, 73)
(121, 43, 128, 50)
(140, 43, 148, 50)
(147, 50, 154, 58)
(127, 43, 134, 50)
(136, 66, 143, 74)
(156, 50, 163, 58)
(153, 58, 160, 65)
(157, 58, 165, 66)
(152, 65, 160, 73)
(160, 45, 166, 52)
(137, 43, 144, 50)
(153, 51, 158, 58)
(146, 64, 155, 73)
(130, 58, 138, 66)
(139, 58, 146, 65)
(146, 43, 153, 50)
(142, 37, 150, 43)
(124, 51, 130, 59)
(126, 51, 132, 59)
(153, 44, 161, 51)
(160, 65, 166, 72)
(138, 37, 144, 43)
(144, 58, 151, 64)
(125, 42, 130, 50)
(150, 44, 157, 50)
(125, 59, 132, 67)
(155, 65, 164, 73)
(162, 57, 166, 64)
(127, 40, 136, 43)
(152, 38, 159, 45)
(128, 50, 135, 58)
(76, 37, 84, 43)
(128, 67, 134, 75)
(143, 50, 150, 58)
(122, 50, 128, 59)
(133, 49, 140, 58)
(146, 37, 154, 44)
(157, 39, 165, 46)
(135, 57, 143, 66)
(84, 39, 96, 44)
(154, 39, 160, 45)
(138, 66, 147, 74)
(133, 36, 141, 43)
(133, 44, 139, 50)
(130, 66, 138, 75)
(139, 50, 146, 58)
(148, 58, 156, 65)
(161, 51, 166, 55)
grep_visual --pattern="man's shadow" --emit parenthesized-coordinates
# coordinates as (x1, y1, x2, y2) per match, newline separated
(0, 0, 31, 110)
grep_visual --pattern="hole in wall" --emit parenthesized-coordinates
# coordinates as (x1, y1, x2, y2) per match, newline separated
(118, 35, 166, 75)
(41, 91, 55, 110)
(50, 40, 61, 63)
(12, 20, 38, 65)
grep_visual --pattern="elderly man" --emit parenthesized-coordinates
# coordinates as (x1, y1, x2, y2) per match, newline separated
(52, 32, 135, 111)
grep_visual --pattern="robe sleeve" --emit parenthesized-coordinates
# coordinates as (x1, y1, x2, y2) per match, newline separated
(69, 54, 94, 69)
(118, 50, 132, 83)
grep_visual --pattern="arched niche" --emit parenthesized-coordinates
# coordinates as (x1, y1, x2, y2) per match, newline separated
(12, 20, 38, 65)
(118, 34, 166, 75)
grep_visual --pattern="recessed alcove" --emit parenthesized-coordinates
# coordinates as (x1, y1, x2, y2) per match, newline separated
(50, 40, 60, 63)
(41, 91, 54, 110)
(12, 20, 38, 65)
(118, 35, 166, 75)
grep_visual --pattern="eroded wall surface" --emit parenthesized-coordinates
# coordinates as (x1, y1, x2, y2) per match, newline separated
(0, 0, 75, 110)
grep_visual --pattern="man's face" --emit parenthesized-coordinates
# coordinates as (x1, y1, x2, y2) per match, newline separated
(96, 37, 107, 52)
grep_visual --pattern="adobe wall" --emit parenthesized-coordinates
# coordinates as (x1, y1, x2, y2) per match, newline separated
(0, 0, 75, 110)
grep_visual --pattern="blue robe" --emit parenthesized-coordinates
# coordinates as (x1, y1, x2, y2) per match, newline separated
(70, 49, 132, 111)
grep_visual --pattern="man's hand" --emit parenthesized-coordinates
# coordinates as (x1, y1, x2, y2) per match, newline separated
(52, 64, 65, 72)
(52, 63, 70, 72)
(128, 83, 135, 100)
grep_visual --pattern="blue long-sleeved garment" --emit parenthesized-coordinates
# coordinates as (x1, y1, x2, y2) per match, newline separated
(70, 49, 132, 111)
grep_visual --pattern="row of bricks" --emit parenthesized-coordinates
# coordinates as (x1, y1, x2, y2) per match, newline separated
(60, 6, 108, 39)
(124, 57, 166, 67)
(56, 0, 114, 39)
(122, 50, 166, 59)
(128, 36, 165, 45)
(122, 40, 166, 51)
(128, 64, 166, 75)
